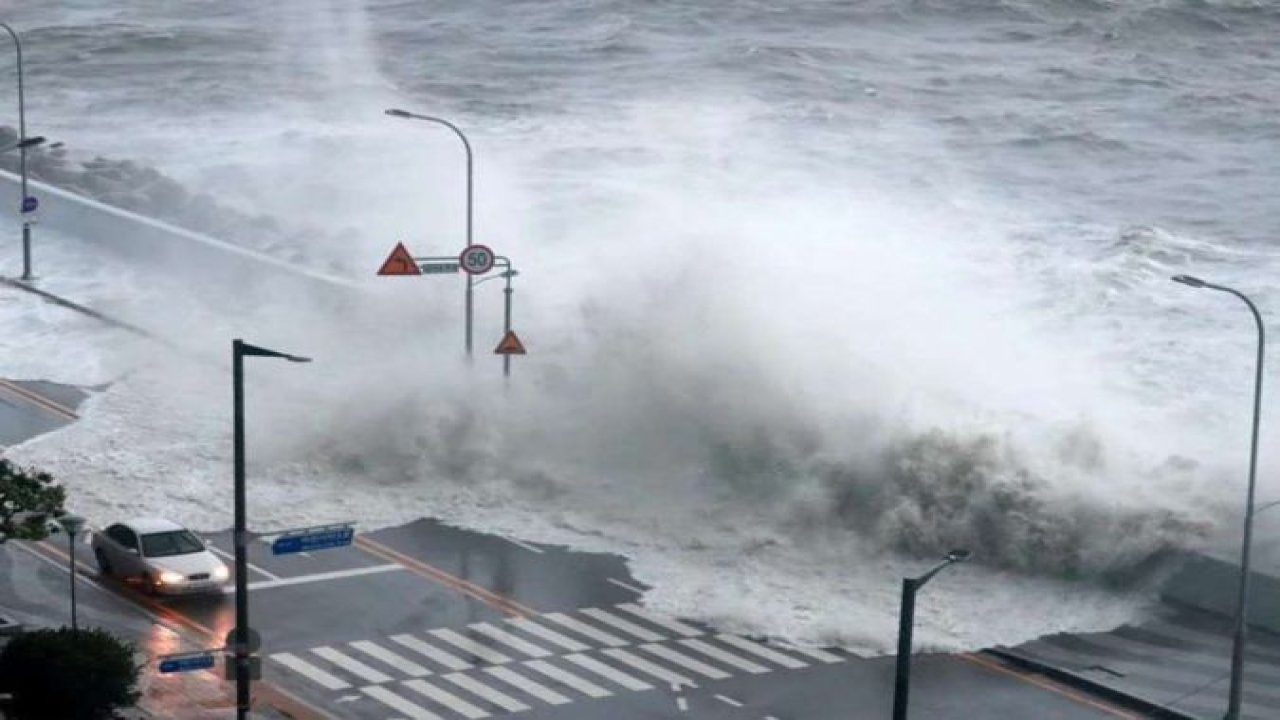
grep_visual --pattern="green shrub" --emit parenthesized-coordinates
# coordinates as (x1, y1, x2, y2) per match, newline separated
(0, 626, 140, 719)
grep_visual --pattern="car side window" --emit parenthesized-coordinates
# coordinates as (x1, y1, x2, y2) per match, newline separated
(106, 525, 138, 551)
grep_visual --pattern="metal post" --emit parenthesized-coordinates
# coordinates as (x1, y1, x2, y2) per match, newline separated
(503, 271, 513, 379)
(892, 578, 916, 720)
(68, 529, 77, 631)
(232, 340, 250, 720)
(0, 24, 30, 281)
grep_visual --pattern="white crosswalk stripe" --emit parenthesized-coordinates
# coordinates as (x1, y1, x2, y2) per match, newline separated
(716, 634, 808, 669)
(404, 678, 491, 719)
(564, 653, 653, 691)
(469, 622, 552, 658)
(349, 640, 431, 677)
(543, 612, 628, 646)
(271, 652, 351, 690)
(442, 672, 532, 713)
(641, 643, 731, 679)
(581, 607, 665, 642)
(602, 648, 695, 687)
(484, 665, 572, 704)
(679, 638, 769, 673)
(525, 659, 613, 698)
(778, 641, 843, 664)
(391, 634, 474, 671)
(505, 617, 591, 652)
(616, 603, 702, 636)
(311, 646, 393, 684)
(429, 629, 513, 665)
(362, 684, 443, 720)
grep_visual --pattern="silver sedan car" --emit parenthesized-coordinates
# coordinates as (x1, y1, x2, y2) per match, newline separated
(90, 517, 229, 596)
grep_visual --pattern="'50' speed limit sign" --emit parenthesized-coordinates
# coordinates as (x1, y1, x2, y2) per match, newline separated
(459, 244, 495, 275)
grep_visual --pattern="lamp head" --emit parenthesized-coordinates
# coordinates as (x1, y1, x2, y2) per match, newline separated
(945, 548, 971, 563)
(385, 108, 412, 118)
(1172, 274, 1207, 288)
(57, 514, 87, 535)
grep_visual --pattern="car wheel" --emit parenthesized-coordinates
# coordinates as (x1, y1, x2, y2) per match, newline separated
(94, 549, 112, 576)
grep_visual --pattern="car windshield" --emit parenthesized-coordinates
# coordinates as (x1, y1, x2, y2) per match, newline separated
(140, 530, 204, 558)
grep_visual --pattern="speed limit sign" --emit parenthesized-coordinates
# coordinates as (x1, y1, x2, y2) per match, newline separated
(459, 244, 495, 275)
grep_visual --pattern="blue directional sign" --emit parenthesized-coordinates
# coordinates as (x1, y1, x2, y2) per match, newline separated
(159, 651, 216, 674)
(21, 196, 37, 213)
(271, 524, 355, 555)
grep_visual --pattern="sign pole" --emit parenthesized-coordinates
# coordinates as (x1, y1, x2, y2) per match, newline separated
(503, 270, 514, 380)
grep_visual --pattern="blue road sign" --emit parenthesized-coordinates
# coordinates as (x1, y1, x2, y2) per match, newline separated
(159, 651, 216, 674)
(21, 196, 37, 213)
(271, 524, 355, 555)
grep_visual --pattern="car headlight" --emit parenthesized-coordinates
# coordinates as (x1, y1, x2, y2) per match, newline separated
(157, 570, 185, 585)
(212, 564, 229, 581)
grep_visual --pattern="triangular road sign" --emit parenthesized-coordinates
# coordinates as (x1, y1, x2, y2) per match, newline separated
(494, 330, 526, 355)
(377, 242, 421, 276)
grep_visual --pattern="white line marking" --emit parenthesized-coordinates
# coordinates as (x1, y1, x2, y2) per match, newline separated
(349, 640, 431, 677)
(442, 672, 531, 712)
(641, 643, 730, 679)
(564, 653, 653, 691)
(404, 678, 491, 719)
(680, 638, 769, 674)
(602, 648, 694, 687)
(714, 693, 744, 707)
(501, 536, 544, 553)
(336, 694, 360, 703)
(312, 646, 393, 684)
(616, 603, 702, 636)
(505, 617, 590, 652)
(582, 607, 665, 642)
(716, 635, 807, 669)
(677, 696, 688, 712)
(246, 564, 401, 591)
(271, 652, 351, 690)
(607, 577, 644, 594)
(429, 629, 512, 665)
(469, 622, 551, 657)
(525, 659, 612, 698)
(390, 635, 473, 671)
(777, 641, 843, 664)
(484, 665, 571, 705)
(362, 685, 443, 720)
(207, 544, 279, 580)
(543, 612, 627, 646)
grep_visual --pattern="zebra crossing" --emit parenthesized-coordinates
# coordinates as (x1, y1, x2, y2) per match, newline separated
(268, 603, 845, 718)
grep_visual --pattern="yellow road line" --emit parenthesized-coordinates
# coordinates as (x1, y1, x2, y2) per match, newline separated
(0, 379, 78, 420)
(960, 652, 1141, 719)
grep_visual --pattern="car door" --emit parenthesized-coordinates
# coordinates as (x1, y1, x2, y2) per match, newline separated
(107, 525, 144, 576)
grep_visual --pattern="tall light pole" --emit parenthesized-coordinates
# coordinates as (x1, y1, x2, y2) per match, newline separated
(232, 339, 310, 720)
(56, 514, 86, 631)
(1172, 274, 1264, 720)
(0, 23, 33, 281)
(892, 549, 971, 720)
(385, 108, 476, 359)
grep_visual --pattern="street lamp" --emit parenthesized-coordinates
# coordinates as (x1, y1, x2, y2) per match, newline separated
(0, 23, 34, 281)
(1172, 273, 1264, 720)
(55, 514, 86, 631)
(384, 107, 476, 359)
(892, 548, 971, 720)
(232, 339, 310, 720)
(0, 135, 43, 154)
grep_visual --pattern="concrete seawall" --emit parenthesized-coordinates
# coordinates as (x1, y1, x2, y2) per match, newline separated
(1161, 552, 1280, 633)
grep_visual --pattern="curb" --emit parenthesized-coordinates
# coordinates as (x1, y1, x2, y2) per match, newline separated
(984, 648, 1201, 720)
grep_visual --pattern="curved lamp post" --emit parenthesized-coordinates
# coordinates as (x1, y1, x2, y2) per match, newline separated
(892, 548, 971, 720)
(0, 23, 33, 281)
(56, 514, 86, 630)
(385, 108, 476, 359)
(1172, 274, 1264, 720)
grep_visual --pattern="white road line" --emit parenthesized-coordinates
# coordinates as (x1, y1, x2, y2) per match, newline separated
(349, 640, 431, 677)
(391, 635, 473, 671)
(543, 612, 627, 646)
(429, 629, 512, 665)
(679, 638, 769, 674)
(206, 544, 280, 580)
(606, 577, 645, 594)
(525, 659, 613, 698)
(640, 643, 730, 679)
(616, 603, 702, 637)
(404, 678, 491, 719)
(602, 648, 694, 687)
(362, 685, 443, 720)
(715, 693, 744, 707)
(677, 696, 688, 712)
(312, 646, 393, 684)
(501, 536, 544, 553)
(582, 607, 665, 642)
(271, 652, 351, 690)
(564, 653, 653, 691)
(716, 635, 807, 669)
(505, 617, 590, 652)
(484, 665, 571, 705)
(246, 564, 401, 591)
(469, 622, 551, 658)
(442, 672, 531, 713)
(777, 641, 844, 664)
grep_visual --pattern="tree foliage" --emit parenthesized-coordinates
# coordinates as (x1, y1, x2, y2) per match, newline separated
(0, 458, 66, 542)
(0, 627, 140, 719)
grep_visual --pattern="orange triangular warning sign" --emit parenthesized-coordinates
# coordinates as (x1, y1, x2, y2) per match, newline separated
(377, 242, 421, 276)
(494, 330, 526, 355)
